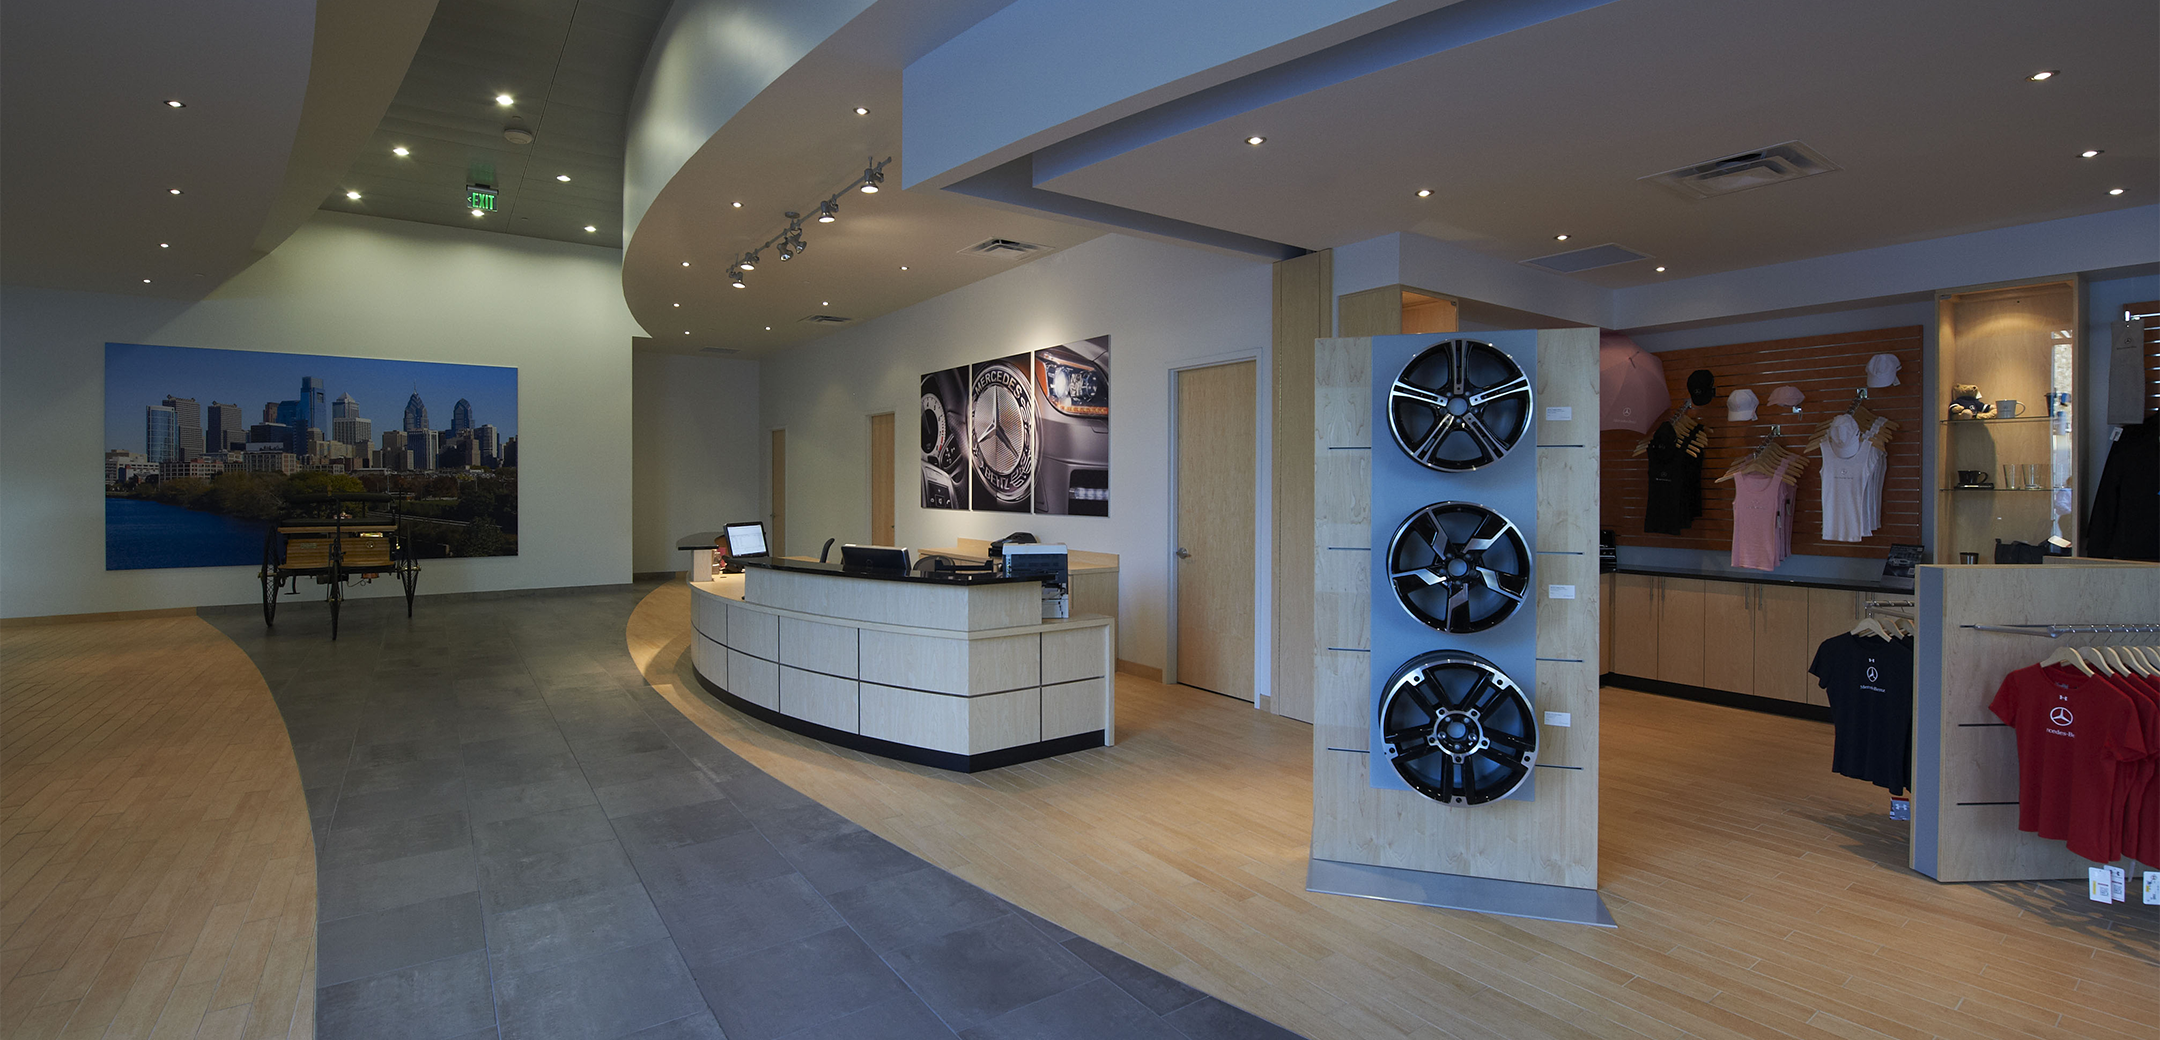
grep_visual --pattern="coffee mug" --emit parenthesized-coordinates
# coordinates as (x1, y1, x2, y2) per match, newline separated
(1996, 399, 2022, 418)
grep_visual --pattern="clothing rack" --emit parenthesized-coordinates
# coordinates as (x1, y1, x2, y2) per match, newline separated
(1863, 599, 1915, 620)
(1959, 622, 2160, 638)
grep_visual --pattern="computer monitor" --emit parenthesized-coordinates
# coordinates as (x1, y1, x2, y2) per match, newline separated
(723, 521, 768, 559)
(839, 544, 911, 574)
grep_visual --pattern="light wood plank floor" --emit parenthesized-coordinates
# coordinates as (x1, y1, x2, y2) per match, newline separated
(629, 581, 2158, 1040)
(1, 617, 315, 1040)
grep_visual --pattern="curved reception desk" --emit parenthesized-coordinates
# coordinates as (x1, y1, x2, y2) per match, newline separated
(687, 559, 1115, 772)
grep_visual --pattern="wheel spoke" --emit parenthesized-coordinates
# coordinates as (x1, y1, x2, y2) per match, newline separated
(1459, 413, 1507, 465)
(1489, 730, 1533, 754)
(1474, 570, 1526, 601)
(1463, 512, 1512, 553)
(1402, 678, 1440, 715)
(1412, 415, 1452, 463)
(1468, 374, 1531, 407)
(1391, 380, 1445, 407)
(1468, 679, 1506, 715)
(1448, 340, 1471, 395)
(1474, 745, 1526, 772)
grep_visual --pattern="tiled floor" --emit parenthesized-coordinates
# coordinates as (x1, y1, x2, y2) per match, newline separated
(204, 583, 1301, 1040)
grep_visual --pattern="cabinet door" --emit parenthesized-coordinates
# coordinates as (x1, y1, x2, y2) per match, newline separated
(1599, 573, 1615, 673)
(1701, 582, 1754, 695)
(1654, 578, 1706, 686)
(1752, 585, 1810, 702)
(1803, 589, 1860, 707)
(1612, 573, 1658, 677)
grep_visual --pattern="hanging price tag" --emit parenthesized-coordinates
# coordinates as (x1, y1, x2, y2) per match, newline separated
(2088, 867, 2111, 903)
(2108, 865, 2126, 902)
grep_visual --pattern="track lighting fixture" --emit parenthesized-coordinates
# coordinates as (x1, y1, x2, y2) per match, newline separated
(738, 253, 758, 271)
(859, 156, 887, 193)
(720, 157, 888, 288)
(731, 270, 747, 288)
(817, 199, 838, 223)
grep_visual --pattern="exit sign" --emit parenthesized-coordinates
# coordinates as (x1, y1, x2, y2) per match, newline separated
(466, 185, 497, 210)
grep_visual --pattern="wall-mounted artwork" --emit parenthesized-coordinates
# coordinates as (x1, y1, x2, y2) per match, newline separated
(921, 337, 1108, 516)
(104, 342, 519, 570)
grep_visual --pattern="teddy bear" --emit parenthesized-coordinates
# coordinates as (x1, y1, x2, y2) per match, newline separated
(1947, 383, 1996, 420)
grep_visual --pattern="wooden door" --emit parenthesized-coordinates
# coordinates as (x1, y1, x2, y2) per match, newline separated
(1175, 361, 1256, 700)
(869, 413, 894, 545)
(769, 429, 786, 558)
(1701, 581, 1754, 694)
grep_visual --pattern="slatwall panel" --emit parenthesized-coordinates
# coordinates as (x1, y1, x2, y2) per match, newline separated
(2128, 301, 2160, 418)
(1600, 326, 1924, 560)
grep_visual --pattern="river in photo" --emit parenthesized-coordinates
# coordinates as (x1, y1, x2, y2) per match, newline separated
(106, 497, 272, 570)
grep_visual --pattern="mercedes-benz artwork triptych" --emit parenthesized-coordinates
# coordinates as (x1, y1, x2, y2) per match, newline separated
(921, 336, 1109, 516)
(1369, 335, 1541, 806)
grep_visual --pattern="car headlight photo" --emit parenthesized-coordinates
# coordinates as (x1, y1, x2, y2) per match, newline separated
(1037, 351, 1107, 418)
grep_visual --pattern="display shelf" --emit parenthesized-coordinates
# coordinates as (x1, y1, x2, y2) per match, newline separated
(1933, 278, 2082, 562)
(1939, 416, 2056, 425)
(1939, 486, 2062, 493)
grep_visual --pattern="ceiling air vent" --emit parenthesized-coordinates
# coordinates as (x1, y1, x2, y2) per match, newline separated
(1521, 242, 1651, 274)
(959, 237, 1052, 259)
(1640, 141, 1840, 200)
(798, 314, 854, 325)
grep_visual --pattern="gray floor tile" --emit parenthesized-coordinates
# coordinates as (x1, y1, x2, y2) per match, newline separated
(775, 994, 957, 1040)
(305, 784, 339, 821)
(609, 798, 754, 852)
(457, 705, 562, 743)
(884, 915, 1099, 1032)
(617, 1013, 728, 1040)
(957, 977, 1187, 1040)
(316, 891, 486, 987)
(340, 754, 467, 798)
(467, 775, 600, 825)
(474, 804, 617, 859)
(330, 776, 468, 829)
(463, 747, 584, 791)
(660, 872, 844, 963)
(1161, 997, 1306, 1040)
(692, 926, 913, 1040)
(1057, 937, 1204, 1016)
(771, 824, 925, 896)
(320, 810, 472, 872)
(826, 867, 1013, 953)
(316, 947, 496, 1040)
(318, 846, 479, 921)
(716, 770, 816, 814)
(291, 738, 354, 789)
(565, 725, 675, 760)
(463, 730, 575, 764)
(489, 883, 672, 980)
(479, 839, 642, 916)
(594, 769, 721, 819)
(348, 735, 462, 768)
(632, 830, 797, 907)
(578, 747, 697, 789)
(495, 938, 707, 1040)
(1013, 907, 1076, 944)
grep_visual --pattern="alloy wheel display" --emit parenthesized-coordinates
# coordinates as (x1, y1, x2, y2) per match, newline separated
(1387, 501, 1531, 633)
(1378, 650, 1538, 805)
(1387, 338, 1534, 471)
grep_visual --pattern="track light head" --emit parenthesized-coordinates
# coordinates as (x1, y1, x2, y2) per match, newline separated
(817, 199, 838, 223)
(739, 253, 758, 271)
(860, 159, 885, 193)
(730, 270, 747, 288)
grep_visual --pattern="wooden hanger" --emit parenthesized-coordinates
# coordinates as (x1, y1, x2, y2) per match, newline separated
(2077, 647, 2118, 675)
(1632, 406, 1705, 457)
(2041, 646, 2093, 676)
(2114, 646, 2156, 677)
(1849, 616, 1893, 640)
(2096, 646, 2136, 676)
(1716, 436, 1799, 483)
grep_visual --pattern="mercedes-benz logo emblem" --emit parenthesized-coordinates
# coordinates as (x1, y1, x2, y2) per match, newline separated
(2049, 706, 2074, 727)
(1865, 666, 1879, 683)
(969, 362, 1035, 502)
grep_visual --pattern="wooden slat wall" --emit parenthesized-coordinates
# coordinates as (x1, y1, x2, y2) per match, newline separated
(2128, 300, 2160, 418)
(1599, 326, 1924, 560)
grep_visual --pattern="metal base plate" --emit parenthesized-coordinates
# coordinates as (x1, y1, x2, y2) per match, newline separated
(1306, 858, 1615, 928)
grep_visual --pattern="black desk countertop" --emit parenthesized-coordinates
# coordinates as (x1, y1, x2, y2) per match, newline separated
(1609, 566, 1910, 596)
(736, 556, 1041, 586)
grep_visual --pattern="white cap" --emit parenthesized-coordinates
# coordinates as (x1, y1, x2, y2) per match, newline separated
(1866, 353, 1902, 388)
(1726, 389, 1759, 421)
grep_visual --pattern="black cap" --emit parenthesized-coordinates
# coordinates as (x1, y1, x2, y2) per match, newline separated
(1686, 369, 1715, 406)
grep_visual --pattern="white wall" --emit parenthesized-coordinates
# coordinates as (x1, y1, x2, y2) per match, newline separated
(631, 350, 764, 573)
(757, 233, 1274, 675)
(0, 211, 643, 619)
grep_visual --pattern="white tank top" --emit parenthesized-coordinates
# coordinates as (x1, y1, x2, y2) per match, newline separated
(1819, 415, 1885, 542)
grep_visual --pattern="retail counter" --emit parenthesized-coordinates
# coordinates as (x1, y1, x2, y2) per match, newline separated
(687, 558, 1115, 772)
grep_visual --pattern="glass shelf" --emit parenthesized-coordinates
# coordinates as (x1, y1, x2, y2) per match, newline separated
(1940, 417, 2056, 425)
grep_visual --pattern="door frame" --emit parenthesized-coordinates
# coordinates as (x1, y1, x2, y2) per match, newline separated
(1165, 349, 1272, 705)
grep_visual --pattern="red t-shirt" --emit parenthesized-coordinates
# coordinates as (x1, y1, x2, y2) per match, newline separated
(2117, 673, 2160, 867)
(1988, 664, 2150, 863)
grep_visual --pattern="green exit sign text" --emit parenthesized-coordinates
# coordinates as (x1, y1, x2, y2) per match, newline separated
(466, 186, 497, 211)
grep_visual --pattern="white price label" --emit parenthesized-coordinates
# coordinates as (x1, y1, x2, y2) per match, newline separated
(2109, 865, 2126, 902)
(1542, 711, 1572, 727)
(1548, 584, 1576, 600)
(2089, 867, 2112, 903)
(1544, 406, 1573, 422)
(2144, 871, 2159, 905)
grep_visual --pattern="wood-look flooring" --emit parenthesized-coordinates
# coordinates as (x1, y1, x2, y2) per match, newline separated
(629, 581, 2159, 1040)
(1, 617, 315, 1040)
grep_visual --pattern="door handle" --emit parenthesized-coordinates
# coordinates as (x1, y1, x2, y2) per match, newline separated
(1176, 547, 1192, 559)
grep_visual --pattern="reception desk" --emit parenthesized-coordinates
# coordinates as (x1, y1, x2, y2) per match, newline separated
(687, 558, 1115, 772)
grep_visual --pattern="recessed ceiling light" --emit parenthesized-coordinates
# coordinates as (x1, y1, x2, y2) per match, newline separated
(1245, 135, 1266, 146)
(854, 106, 868, 115)
(471, 208, 485, 217)
(681, 261, 691, 267)
(2026, 70, 2056, 81)
(899, 266, 908, 271)
(142, 279, 151, 284)
(584, 225, 597, 233)
(2109, 188, 2125, 195)
(392, 146, 409, 157)
(1655, 266, 1667, 273)
(556, 174, 570, 182)
(1555, 234, 1570, 241)
(495, 93, 515, 105)
(684, 331, 690, 335)
(346, 190, 362, 200)
(765, 326, 772, 331)
(822, 301, 829, 306)
(673, 303, 680, 307)
(158, 243, 169, 249)
(731, 202, 742, 209)
(167, 188, 183, 195)
(163, 99, 185, 109)
(2080, 149, 2103, 158)
(1416, 189, 1432, 198)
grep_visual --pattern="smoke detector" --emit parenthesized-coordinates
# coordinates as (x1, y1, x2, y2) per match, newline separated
(1641, 141, 1839, 200)
(503, 126, 535, 145)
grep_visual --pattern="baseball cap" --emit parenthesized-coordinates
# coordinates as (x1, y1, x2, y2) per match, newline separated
(1866, 353, 1902, 388)
(1686, 369, 1716, 406)
(1726, 389, 1759, 422)
(1766, 385, 1805, 411)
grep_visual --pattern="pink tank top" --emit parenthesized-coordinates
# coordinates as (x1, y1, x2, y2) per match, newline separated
(1731, 457, 1797, 571)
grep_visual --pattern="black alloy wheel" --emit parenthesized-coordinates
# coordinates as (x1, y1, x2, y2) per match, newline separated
(1388, 338, 1533, 471)
(1378, 650, 1538, 805)
(1387, 502, 1531, 633)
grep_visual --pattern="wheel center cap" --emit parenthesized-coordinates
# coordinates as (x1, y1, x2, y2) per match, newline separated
(1446, 396, 1471, 416)
(1433, 711, 1483, 756)
(1444, 557, 1471, 578)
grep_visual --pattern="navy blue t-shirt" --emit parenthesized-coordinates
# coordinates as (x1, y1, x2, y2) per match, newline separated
(1809, 632, 1915, 793)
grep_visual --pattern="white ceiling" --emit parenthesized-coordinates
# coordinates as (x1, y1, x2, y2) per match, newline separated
(1034, 0, 2158, 287)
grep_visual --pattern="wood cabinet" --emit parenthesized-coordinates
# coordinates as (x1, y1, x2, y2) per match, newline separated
(1750, 585, 1810, 703)
(1601, 573, 1877, 708)
(1611, 573, 1659, 677)
(1701, 582, 1755, 695)
(1654, 578, 1706, 686)
(1598, 573, 1615, 673)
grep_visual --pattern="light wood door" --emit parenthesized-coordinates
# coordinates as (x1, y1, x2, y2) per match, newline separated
(869, 413, 894, 545)
(1175, 361, 1256, 700)
(1701, 581, 1755, 694)
(1654, 578, 1706, 686)
(769, 429, 785, 557)
(1611, 573, 1658, 677)
(1753, 584, 1811, 702)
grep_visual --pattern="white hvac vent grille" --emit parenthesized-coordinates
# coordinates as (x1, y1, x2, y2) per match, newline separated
(798, 314, 854, 325)
(1522, 243, 1651, 274)
(1641, 141, 1840, 200)
(959, 237, 1052, 258)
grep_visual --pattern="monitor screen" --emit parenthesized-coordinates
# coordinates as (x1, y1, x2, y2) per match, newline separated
(723, 521, 768, 558)
(839, 544, 911, 574)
